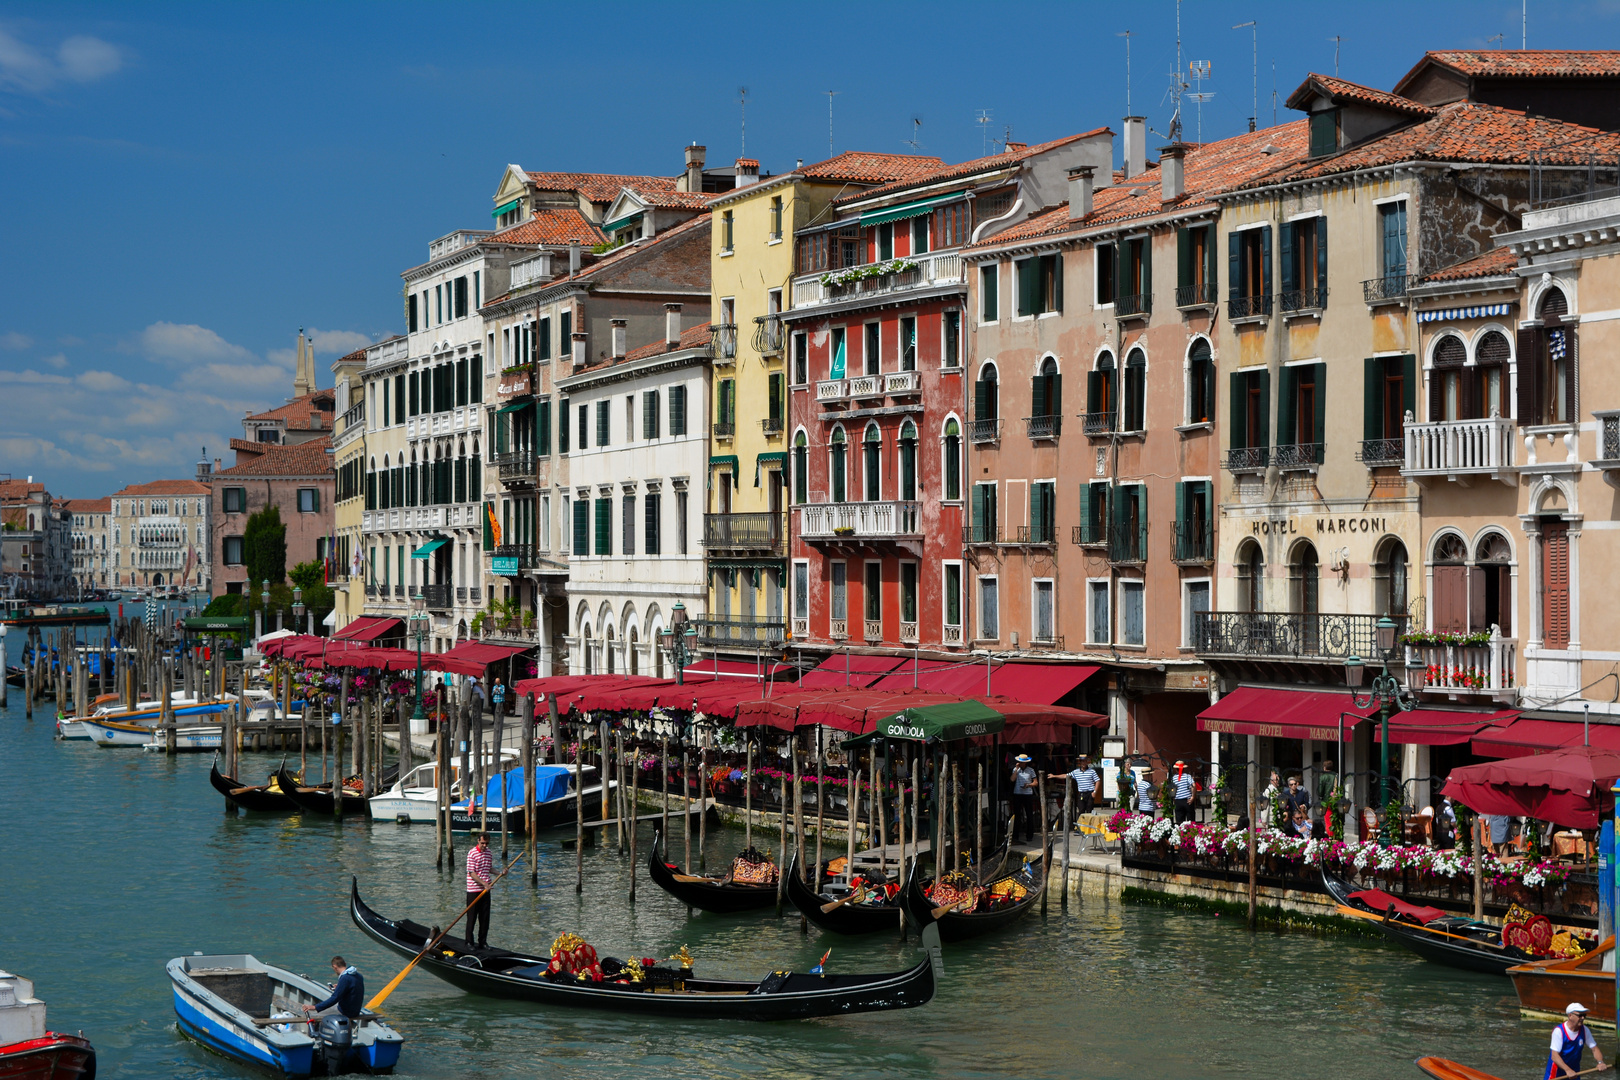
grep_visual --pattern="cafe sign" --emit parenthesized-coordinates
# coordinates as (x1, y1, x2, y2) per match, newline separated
(491, 556, 520, 576)
(498, 371, 532, 398)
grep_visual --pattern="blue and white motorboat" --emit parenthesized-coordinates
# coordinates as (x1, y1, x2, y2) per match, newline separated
(167, 952, 403, 1076)
(81, 703, 231, 748)
(60, 695, 230, 740)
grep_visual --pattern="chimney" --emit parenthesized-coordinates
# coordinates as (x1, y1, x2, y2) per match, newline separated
(1067, 166, 1095, 220)
(734, 158, 760, 188)
(1159, 144, 1186, 201)
(568, 241, 581, 274)
(1005, 141, 1027, 152)
(665, 303, 683, 346)
(1123, 116, 1146, 179)
(610, 319, 627, 359)
(683, 143, 706, 192)
(572, 332, 587, 366)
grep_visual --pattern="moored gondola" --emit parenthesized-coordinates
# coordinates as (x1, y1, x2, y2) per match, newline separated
(210, 756, 297, 812)
(646, 830, 781, 914)
(1323, 870, 1530, 975)
(348, 879, 939, 1021)
(785, 852, 900, 935)
(275, 766, 368, 816)
(901, 842, 1048, 943)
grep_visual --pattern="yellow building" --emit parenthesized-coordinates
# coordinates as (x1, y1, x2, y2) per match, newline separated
(329, 344, 371, 632)
(699, 152, 943, 661)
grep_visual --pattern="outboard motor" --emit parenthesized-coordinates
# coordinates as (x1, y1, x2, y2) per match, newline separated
(316, 1015, 353, 1075)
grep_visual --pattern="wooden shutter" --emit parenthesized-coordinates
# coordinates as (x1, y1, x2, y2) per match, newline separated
(1468, 566, 1489, 633)
(1542, 521, 1570, 649)
(1173, 481, 1187, 554)
(1498, 564, 1514, 636)
(538, 401, 551, 455)
(1433, 565, 1468, 634)
(594, 498, 611, 556)
(1312, 363, 1327, 451)
(1137, 486, 1148, 561)
(1202, 354, 1216, 425)
(1140, 236, 1152, 300)
(1050, 373, 1062, 416)
(1205, 226, 1219, 294)
(1228, 230, 1241, 301)
(1316, 216, 1329, 298)
(1279, 221, 1295, 295)
(1017, 258, 1038, 316)
(1256, 368, 1271, 447)
(1516, 327, 1542, 425)
(558, 398, 569, 453)
(972, 484, 985, 541)
(1363, 357, 1383, 441)
(1052, 253, 1063, 312)
(1260, 226, 1273, 298)
(1229, 371, 1246, 447)
(974, 379, 988, 421)
(1031, 372, 1046, 418)
(1567, 328, 1580, 425)
(1087, 370, 1103, 415)
(1030, 484, 1046, 541)
(1177, 227, 1191, 287)
(1402, 355, 1417, 423)
(1278, 367, 1298, 445)
(1078, 484, 1091, 541)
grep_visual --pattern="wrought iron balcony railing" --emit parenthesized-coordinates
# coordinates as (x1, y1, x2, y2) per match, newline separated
(493, 543, 536, 568)
(752, 314, 784, 356)
(969, 418, 1002, 444)
(761, 416, 784, 436)
(420, 583, 452, 609)
(1176, 283, 1218, 307)
(1272, 442, 1325, 470)
(691, 614, 786, 647)
(1362, 273, 1409, 304)
(708, 324, 738, 362)
(1279, 286, 1328, 313)
(1224, 446, 1270, 472)
(1016, 523, 1056, 546)
(962, 523, 1001, 545)
(1024, 414, 1062, 441)
(1081, 410, 1116, 436)
(1072, 520, 1107, 547)
(704, 512, 781, 551)
(1357, 438, 1405, 466)
(1172, 520, 1213, 563)
(1193, 611, 1409, 662)
(493, 449, 535, 485)
(712, 421, 735, 439)
(1108, 519, 1145, 563)
(1228, 293, 1273, 320)
(1114, 292, 1151, 318)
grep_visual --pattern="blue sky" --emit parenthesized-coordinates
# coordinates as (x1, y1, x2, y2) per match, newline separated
(1, 1, 1616, 497)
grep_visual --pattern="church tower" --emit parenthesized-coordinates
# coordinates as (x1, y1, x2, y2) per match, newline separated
(293, 327, 316, 398)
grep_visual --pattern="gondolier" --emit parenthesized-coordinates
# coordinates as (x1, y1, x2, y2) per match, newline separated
(1171, 761, 1197, 824)
(1546, 1002, 1607, 1078)
(1068, 756, 1099, 815)
(1134, 765, 1156, 816)
(1011, 756, 1038, 843)
(465, 832, 494, 950)
(302, 957, 363, 1019)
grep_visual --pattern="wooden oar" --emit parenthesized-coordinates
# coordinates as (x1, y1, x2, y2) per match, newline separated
(365, 852, 526, 1010)
(820, 885, 870, 914)
(1418, 1058, 1610, 1080)
(1337, 906, 1514, 951)
(930, 894, 977, 920)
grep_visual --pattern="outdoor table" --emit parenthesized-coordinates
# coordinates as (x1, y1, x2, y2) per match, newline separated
(1553, 832, 1594, 859)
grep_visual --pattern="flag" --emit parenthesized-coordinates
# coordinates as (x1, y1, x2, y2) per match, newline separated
(486, 501, 502, 548)
(809, 948, 831, 975)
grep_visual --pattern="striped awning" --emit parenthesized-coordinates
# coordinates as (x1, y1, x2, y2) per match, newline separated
(1416, 303, 1513, 323)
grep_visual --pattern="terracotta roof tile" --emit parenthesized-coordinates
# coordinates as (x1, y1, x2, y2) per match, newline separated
(525, 172, 677, 205)
(112, 479, 211, 497)
(1286, 73, 1436, 117)
(799, 150, 948, 184)
(618, 186, 712, 212)
(215, 437, 333, 478)
(622, 321, 714, 362)
(1421, 246, 1520, 283)
(62, 497, 111, 513)
(833, 129, 1112, 206)
(335, 346, 369, 363)
(247, 389, 337, 429)
(1398, 50, 1620, 90)
(0, 479, 46, 500)
(565, 212, 711, 284)
(484, 208, 604, 246)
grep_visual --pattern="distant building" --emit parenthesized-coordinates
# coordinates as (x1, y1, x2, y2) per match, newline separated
(0, 478, 70, 600)
(109, 478, 213, 592)
(62, 497, 111, 592)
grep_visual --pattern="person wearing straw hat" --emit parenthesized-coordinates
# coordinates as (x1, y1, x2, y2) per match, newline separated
(1546, 1002, 1607, 1078)
(1010, 755, 1038, 843)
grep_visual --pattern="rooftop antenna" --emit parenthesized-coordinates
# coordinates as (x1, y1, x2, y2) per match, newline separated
(1001, 124, 1013, 152)
(1162, 1, 1186, 143)
(1117, 30, 1133, 115)
(1523, 0, 1527, 48)
(1272, 61, 1278, 127)
(738, 86, 749, 157)
(975, 108, 994, 156)
(1329, 35, 1342, 77)
(1233, 21, 1258, 132)
(1486, 32, 1504, 49)
(826, 90, 839, 156)
(903, 116, 925, 151)
(1188, 60, 1214, 144)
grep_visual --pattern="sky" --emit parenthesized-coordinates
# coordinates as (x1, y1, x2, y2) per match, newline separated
(1, 0, 1617, 498)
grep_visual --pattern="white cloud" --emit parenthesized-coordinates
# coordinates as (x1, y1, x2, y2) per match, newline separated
(138, 321, 256, 365)
(0, 28, 122, 95)
(307, 328, 374, 356)
(42, 352, 67, 369)
(76, 369, 131, 393)
(0, 330, 30, 349)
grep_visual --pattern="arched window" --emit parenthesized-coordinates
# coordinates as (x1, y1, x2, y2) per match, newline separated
(1474, 532, 1512, 634)
(830, 427, 847, 503)
(973, 364, 998, 440)
(1429, 334, 1467, 422)
(455, 439, 468, 504)
(605, 627, 616, 675)
(942, 418, 961, 501)
(1374, 538, 1409, 619)
(1291, 541, 1319, 616)
(862, 423, 882, 501)
(1188, 339, 1214, 424)
(1086, 351, 1116, 433)
(629, 628, 639, 675)
(1473, 331, 1509, 419)
(1123, 349, 1147, 432)
(1534, 288, 1576, 425)
(1237, 539, 1264, 613)
(1033, 356, 1060, 418)
(792, 431, 808, 504)
(1432, 532, 1468, 633)
(899, 420, 918, 501)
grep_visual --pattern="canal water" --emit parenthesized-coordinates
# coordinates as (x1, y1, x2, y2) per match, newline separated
(0, 690, 1570, 1079)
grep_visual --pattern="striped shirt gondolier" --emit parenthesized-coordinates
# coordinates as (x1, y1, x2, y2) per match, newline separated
(1070, 767, 1099, 793)
(1172, 773, 1196, 801)
(1135, 775, 1156, 812)
(466, 846, 494, 891)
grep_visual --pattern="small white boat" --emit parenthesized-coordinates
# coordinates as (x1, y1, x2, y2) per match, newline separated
(167, 952, 402, 1077)
(82, 703, 231, 748)
(367, 748, 525, 823)
(57, 691, 216, 740)
(141, 725, 223, 752)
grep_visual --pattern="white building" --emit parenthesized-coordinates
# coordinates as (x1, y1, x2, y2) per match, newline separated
(109, 478, 212, 592)
(64, 497, 111, 593)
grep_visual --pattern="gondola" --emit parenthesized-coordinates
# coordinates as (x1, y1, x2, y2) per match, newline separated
(275, 766, 368, 816)
(785, 852, 901, 935)
(1323, 871, 1530, 975)
(645, 830, 781, 914)
(211, 756, 299, 812)
(348, 879, 939, 1021)
(901, 841, 1048, 943)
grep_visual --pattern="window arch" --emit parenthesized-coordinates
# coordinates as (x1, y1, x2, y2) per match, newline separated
(941, 416, 962, 501)
(792, 429, 809, 504)
(1430, 531, 1468, 634)
(829, 426, 848, 503)
(1289, 540, 1319, 618)
(1187, 337, 1214, 424)
(1471, 329, 1510, 419)
(1123, 348, 1147, 432)
(862, 422, 882, 501)
(1474, 530, 1513, 635)
(1032, 355, 1060, 419)
(1534, 287, 1576, 425)
(1374, 537, 1409, 619)
(1236, 539, 1264, 613)
(1429, 333, 1468, 422)
(1086, 350, 1116, 433)
(899, 420, 918, 501)
(974, 362, 999, 438)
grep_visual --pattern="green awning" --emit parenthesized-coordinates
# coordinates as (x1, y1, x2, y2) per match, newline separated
(859, 190, 966, 227)
(491, 199, 520, 219)
(602, 211, 643, 235)
(412, 538, 449, 560)
(495, 400, 533, 416)
(873, 700, 1007, 743)
(182, 615, 249, 631)
(709, 454, 739, 471)
(755, 450, 786, 487)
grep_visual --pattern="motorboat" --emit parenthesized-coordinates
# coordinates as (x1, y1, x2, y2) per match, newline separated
(365, 748, 521, 824)
(447, 763, 619, 835)
(58, 692, 225, 740)
(1507, 935, 1616, 1027)
(167, 952, 402, 1076)
(82, 704, 231, 748)
(0, 967, 96, 1080)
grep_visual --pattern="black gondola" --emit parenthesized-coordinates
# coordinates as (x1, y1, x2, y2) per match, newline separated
(275, 765, 368, 816)
(645, 830, 782, 914)
(901, 843, 1047, 943)
(348, 879, 939, 1021)
(1323, 871, 1529, 975)
(209, 756, 296, 812)
(785, 852, 901, 935)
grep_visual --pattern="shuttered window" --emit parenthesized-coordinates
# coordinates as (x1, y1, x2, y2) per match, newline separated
(643, 390, 660, 440)
(594, 498, 611, 556)
(644, 493, 660, 556)
(572, 499, 588, 554)
(669, 385, 687, 436)
(1542, 520, 1570, 649)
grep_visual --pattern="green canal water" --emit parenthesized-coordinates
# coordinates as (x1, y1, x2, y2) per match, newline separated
(0, 692, 1575, 1079)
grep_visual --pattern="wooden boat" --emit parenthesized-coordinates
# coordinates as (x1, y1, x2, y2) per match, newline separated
(1324, 871, 1530, 975)
(210, 757, 299, 813)
(167, 952, 402, 1076)
(0, 969, 96, 1080)
(1414, 1057, 1511, 1080)
(785, 852, 901, 935)
(1507, 936, 1616, 1027)
(646, 830, 781, 914)
(901, 845, 1048, 943)
(367, 751, 521, 824)
(140, 725, 223, 753)
(349, 879, 939, 1021)
(446, 764, 621, 835)
(275, 766, 368, 817)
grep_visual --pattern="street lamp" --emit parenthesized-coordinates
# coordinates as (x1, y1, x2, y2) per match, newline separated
(291, 587, 305, 637)
(255, 579, 270, 642)
(1345, 614, 1415, 816)
(662, 601, 698, 685)
(408, 589, 431, 730)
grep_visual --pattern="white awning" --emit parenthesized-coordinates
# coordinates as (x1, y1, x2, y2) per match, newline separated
(1416, 303, 1512, 323)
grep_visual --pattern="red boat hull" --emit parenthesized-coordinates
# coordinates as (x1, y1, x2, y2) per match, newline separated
(0, 1033, 96, 1080)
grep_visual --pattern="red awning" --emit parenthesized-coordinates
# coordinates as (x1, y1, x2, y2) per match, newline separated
(334, 616, 403, 642)
(514, 675, 600, 700)
(680, 681, 775, 720)
(1197, 686, 1377, 742)
(428, 641, 533, 677)
(681, 659, 775, 680)
(735, 688, 961, 733)
(1442, 746, 1620, 829)
(977, 696, 1109, 744)
(1372, 709, 1519, 746)
(1470, 717, 1599, 759)
(870, 660, 1099, 703)
(796, 655, 905, 689)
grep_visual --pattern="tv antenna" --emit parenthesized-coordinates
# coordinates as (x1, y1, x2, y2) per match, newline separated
(975, 109, 994, 156)
(1118, 30, 1133, 115)
(826, 90, 839, 156)
(1328, 35, 1342, 77)
(1187, 61, 1214, 144)
(1486, 32, 1504, 49)
(1233, 20, 1258, 132)
(904, 116, 925, 151)
(738, 86, 749, 157)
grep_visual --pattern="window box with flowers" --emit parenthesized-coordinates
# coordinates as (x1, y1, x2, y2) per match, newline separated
(1401, 628, 1516, 696)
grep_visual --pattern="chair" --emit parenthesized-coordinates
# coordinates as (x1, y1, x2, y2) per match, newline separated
(1361, 807, 1379, 840)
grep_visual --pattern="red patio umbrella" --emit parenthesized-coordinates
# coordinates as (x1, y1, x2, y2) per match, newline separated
(1440, 745, 1620, 829)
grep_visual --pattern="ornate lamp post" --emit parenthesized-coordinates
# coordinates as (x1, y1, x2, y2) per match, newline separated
(255, 579, 270, 642)
(662, 601, 698, 685)
(409, 590, 431, 728)
(291, 587, 305, 638)
(1344, 615, 1415, 813)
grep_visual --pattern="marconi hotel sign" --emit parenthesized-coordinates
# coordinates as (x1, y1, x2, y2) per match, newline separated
(1249, 515, 1392, 537)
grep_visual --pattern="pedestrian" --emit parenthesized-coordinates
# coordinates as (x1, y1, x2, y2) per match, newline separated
(1171, 760, 1197, 824)
(1283, 775, 1311, 823)
(1315, 759, 1338, 805)
(465, 831, 494, 950)
(1134, 765, 1157, 817)
(1488, 813, 1514, 857)
(1435, 797, 1457, 850)
(1260, 769, 1282, 827)
(1545, 1002, 1608, 1078)
(1068, 755, 1100, 816)
(302, 957, 363, 1019)
(1010, 755, 1038, 842)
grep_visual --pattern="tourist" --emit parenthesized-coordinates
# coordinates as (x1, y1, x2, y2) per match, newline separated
(1010, 755, 1038, 842)
(1283, 775, 1311, 822)
(1171, 761, 1197, 824)
(1315, 759, 1338, 805)
(1488, 813, 1514, 857)
(1434, 798, 1457, 849)
(1260, 769, 1282, 826)
(1134, 765, 1157, 817)
(302, 957, 363, 1019)
(1291, 806, 1312, 839)
(465, 831, 494, 949)
(1068, 755, 1100, 816)
(1546, 1003, 1608, 1077)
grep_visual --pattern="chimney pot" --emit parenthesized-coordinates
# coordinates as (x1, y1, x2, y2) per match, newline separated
(1159, 144, 1186, 201)
(734, 158, 760, 189)
(572, 332, 587, 366)
(683, 144, 706, 192)
(664, 303, 683, 345)
(1067, 166, 1095, 220)
(568, 241, 581, 274)
(1005, 141, 1027, 152)
(1123, 116, 1146, 179)
(610, 319, 627, 359)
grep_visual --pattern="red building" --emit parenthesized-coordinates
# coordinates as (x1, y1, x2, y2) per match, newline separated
(782, 132, 1113, 658)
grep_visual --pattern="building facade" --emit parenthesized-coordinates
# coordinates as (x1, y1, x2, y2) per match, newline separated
(329, 345, 369, 631)
(64, 497, 111, 594)
(0, 479, 70, 600)
(110, 479, 212, 592)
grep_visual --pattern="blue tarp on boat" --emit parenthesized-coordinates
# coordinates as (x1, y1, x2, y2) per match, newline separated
(471, 765, 573, 809)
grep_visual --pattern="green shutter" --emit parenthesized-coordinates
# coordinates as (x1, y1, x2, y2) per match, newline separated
(1050, 372, 1062, 416)
(1137, 486, 1148, 560)
(1260, 226, 1273, 298)
(1364, 357, 1383, 442)
(1177, 227, 1191, 288)
(573, 500, 587, 553)
(483, 500, 494, 551)
(1140, 236, 1152, 300)
(1278, 367, 1297, 445)
(1175, 480, 1187, 530)
(1313, 363, 1328, 458)
(1087, 370, 1103, 414)
(1256, 368, 1271, 447)
(539, 401, 552, 454)
(1227, 230, 1241, 301)
(594, 498, 610, 556)
(558, 398, 569, 453)
(974, 379, 988, 421)
(1203, 355, 1216, 425)
(670, 385, 686, 435)
(971, 485, 986, 541)
(1316, 216, 1329, 302)
(1279, 221, 1296, 295)
(1031, 372, 1046, 418)
(1078, 483, 1091, 542)
(1205, 225, 1219, 294)
(1017, 258, 1038, 316)
(769, 373, 782, 424)
(1052, 253, 1063, 312)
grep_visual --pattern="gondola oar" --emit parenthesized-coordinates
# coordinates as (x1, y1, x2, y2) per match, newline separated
(365, 852, 527, 1011)
(820, 884, 870, 914)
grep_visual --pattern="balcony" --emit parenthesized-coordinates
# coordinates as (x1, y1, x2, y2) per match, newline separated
(1224, 446, 1270, 473)
(1024, 414, 1062, 441)
(1404, 632, 1517, 698)
(1362, 273, 1409, 305)
(1172, 520, 1213, 564)
(1228, 293, 1272, 320)
(1108, 520, 1144, 564)
(712, 421, 735, 440)
(761, 416, 784, 437)
(509, 253, 554, 291)
(493, 543, 536, 569)
(1081, 411, 1116, 437)
(1194, 611, 1408, 662)
(1591, 411, 1620, 485)
(1356, 438, 1405, 466)
(1072, 520, 1106, 547)
(792, 616, 809, 638)
(1272, 442, 1324, 471)
(848, 374, 881, 398)
(830, 618, 848, 640)
(790, 252, 966, 309)
(799, 501, 922, 541)
(492, 449, 535, 486)
(1280, 286, 1327, 314)
(1403, 417, 1516, 485)
(704, 512, 782, 552)
(420, 583, 452, 610)
(1114, 292, 1151, 318)
(692, 615, 786, 647)
(963, 524, 1001, 545)
(752, 314, 784, 356)
(864, 619, 883, 641)
(1176, 283, 1218, 308)
(883, 370, 921, 395)
(708, 324, 739, 364)
(816, 379, 848, 404)
(969, 418, 1002, 444)
(1017, 523, 1056, 546)
(394, 584, 405, 599)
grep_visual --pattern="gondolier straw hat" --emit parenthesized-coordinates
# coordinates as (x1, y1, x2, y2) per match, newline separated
(1567, 1003, 1590, 1014)
(1015, 754, 1032, 763)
